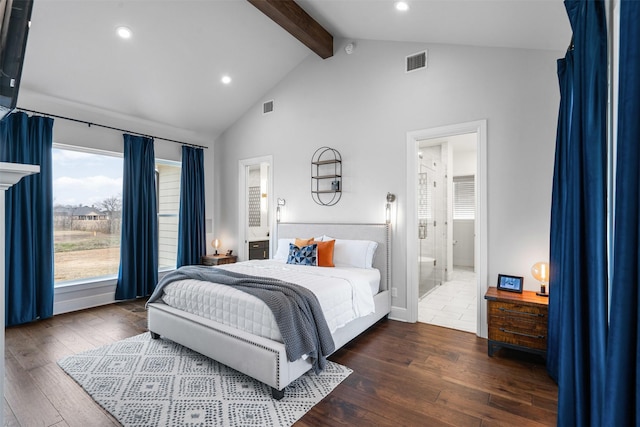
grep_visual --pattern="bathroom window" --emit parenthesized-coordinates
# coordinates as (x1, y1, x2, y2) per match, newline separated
(453, 175, 475, 220)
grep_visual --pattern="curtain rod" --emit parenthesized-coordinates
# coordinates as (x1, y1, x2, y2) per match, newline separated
(17, 108, 208, 150)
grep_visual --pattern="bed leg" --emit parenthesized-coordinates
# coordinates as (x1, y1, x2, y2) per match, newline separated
(149, 331, 160, 339)
(271, 387, 285, 400)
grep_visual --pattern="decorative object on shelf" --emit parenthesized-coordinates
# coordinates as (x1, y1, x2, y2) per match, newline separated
(531, 261, 550, 297)
(385, 192, 396, 224)
(212, 239, 220, 255)
(276, 198, 286, 222)
(311, 147, 342, 206)
(496, 274, 524, 293)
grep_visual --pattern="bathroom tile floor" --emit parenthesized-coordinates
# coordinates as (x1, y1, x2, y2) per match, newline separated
(418, 268, 477, 333)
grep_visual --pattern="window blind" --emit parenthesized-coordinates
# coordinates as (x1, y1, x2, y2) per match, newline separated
(453, 175, 475, 220)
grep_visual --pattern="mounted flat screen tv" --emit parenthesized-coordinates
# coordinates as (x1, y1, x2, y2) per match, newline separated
(0, 0, 33, 120)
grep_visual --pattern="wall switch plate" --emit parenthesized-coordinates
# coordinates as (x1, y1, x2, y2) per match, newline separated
(391, 287, 398, 297)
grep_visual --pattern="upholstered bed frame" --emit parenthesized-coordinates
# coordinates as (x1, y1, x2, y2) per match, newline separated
(147, 222, 391, 399)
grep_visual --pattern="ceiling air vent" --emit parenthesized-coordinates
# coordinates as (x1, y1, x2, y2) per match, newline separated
(406, 51, 427, 73)
(263, 100, 274, 115)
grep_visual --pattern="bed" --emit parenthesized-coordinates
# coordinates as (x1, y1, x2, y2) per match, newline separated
(146, 222, 391, 399)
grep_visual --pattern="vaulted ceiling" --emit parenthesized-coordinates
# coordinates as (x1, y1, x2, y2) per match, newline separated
(18, 0, 571, 143)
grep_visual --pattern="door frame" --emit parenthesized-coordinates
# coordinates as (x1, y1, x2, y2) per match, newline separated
(238, 155, 273, 261)
(406, 120, 488, 337)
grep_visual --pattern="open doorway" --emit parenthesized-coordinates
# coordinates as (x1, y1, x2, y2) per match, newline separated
(238, 156, 273, 261)
(415, 134, 477, 333)
(406, 120, 487, 337)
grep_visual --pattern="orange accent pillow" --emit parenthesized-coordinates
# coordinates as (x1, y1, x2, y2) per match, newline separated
(295, 237, 315, 247)
(316, 240, 335, 267)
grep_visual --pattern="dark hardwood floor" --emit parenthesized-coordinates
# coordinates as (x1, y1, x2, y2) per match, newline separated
(4, 299, 557, 426)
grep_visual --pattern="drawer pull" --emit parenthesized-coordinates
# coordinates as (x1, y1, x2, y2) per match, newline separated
(499, 328, 545, 339)
(498, 307, 544, 317)
(251, 244, 260, 248)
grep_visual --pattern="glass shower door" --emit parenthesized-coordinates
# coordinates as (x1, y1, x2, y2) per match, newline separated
(418, 168, 438, 298)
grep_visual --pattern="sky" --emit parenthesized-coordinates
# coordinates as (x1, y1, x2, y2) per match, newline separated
(52, 148, 123, 207)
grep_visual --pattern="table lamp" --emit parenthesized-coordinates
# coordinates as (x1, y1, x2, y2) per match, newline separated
(212, 239, 220, 255)
(531, 261, 549, 297)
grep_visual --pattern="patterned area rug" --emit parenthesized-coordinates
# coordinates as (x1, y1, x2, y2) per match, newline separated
(58, 333, 351, 426)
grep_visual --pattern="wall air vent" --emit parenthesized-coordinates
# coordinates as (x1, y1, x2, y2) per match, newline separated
(263, 100, 274, 115)
(406, 50, 427, 73)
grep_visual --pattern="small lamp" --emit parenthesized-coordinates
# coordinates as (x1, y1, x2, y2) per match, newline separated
(385, 192, 396, 224)
(531, 261, 549, 297)
(276, 198, 286, 222)
(212, 239, 220, 255)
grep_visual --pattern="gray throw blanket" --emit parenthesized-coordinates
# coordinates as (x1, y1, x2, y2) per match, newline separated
(147, 265, 335, 374)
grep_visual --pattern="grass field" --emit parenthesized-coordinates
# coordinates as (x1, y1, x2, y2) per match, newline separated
(54, 230, 120, 282)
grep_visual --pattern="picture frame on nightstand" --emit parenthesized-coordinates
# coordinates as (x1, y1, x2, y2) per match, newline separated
(496, 274, 524, 293)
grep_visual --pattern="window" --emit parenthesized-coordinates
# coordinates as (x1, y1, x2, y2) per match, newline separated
(53, 146, 181, 284)
(156, 161, 181, 270)
(53, 147, 123, 283)
(453, 175, 475, 220)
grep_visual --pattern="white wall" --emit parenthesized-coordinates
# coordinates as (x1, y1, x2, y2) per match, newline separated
(451, 137, 477, 268)
(452, 150, 477, 176)
(215, 39, 560, 319)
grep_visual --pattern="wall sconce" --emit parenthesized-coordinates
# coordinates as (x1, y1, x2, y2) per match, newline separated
(212, 239, 220, 255)
(531, 261, 549, 297)
(276, 198, 286, 222)
(385, 192, 396, 224)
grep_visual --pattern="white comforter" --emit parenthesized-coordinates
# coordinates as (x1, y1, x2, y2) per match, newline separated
(160, 259, 379, 342)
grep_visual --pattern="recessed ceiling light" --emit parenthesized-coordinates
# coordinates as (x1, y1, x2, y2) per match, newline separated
(221, 75, 232, 85)
(116, 26, 132, 39)
(395, 1, 409, 11)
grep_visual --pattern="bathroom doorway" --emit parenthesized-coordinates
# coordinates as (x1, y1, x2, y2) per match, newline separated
(416, 134, 477, 333)
(406, 120, 487, 337)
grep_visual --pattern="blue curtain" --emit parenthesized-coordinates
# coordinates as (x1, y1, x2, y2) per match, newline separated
(603, 1, 640, 424)
(547, 1, 608, 426)
(176, 146, 206, 267)
(115, 134, 158, 300)
(0, 112, 54, 326)
(547, 50, 572, 384)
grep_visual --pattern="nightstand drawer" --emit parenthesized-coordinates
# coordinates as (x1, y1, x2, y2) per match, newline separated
(249, 240, 268, 249)
(488, 301, 547, 319)
(488, 314, 547, 350)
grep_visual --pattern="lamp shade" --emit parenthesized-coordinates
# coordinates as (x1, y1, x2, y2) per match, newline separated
(531, 261, 549, 284)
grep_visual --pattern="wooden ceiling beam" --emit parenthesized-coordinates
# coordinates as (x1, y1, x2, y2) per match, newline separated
(247, 0, 334, 59)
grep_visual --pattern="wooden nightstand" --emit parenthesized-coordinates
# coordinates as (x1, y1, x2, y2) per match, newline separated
(201, 254, 237, 266)
(484, 287, 548, 359)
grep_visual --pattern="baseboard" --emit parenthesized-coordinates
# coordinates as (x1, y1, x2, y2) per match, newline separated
(53, 287, 116, 315)
(389, 306, 409, 322)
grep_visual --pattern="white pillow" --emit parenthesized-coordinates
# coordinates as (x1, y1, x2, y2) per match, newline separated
(324, 236, 378, 269)
(273, 237, 323, 260)
(273, 238, 295, 260)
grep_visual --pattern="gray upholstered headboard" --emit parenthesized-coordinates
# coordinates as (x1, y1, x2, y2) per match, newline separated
(276, 222, 390, 292)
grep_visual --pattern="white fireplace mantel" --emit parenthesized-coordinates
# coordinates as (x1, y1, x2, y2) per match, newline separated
(0, 162, 40, 190)
(0, 161, 40, 426)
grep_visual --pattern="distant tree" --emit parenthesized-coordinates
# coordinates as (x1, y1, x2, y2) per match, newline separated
(100, 195, 121, 213)
(100, 195, 122, 234)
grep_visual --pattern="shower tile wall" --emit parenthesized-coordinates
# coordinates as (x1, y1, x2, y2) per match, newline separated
(419, 145, 448, 298)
